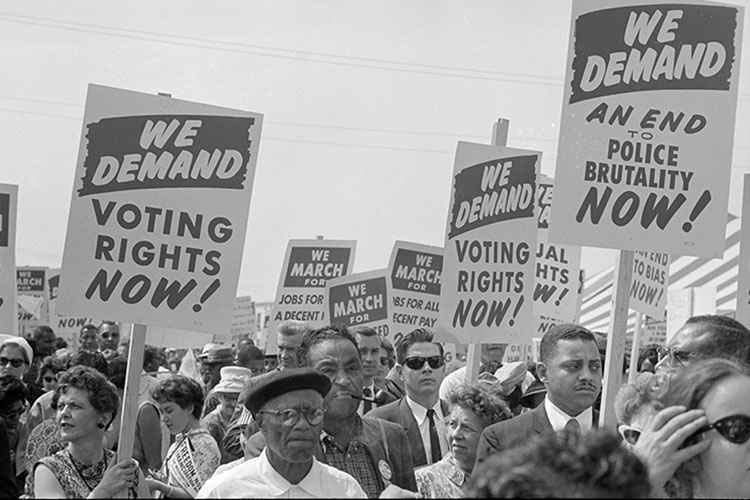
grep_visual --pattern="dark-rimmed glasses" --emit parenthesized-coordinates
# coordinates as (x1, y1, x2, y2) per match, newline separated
(0, 357, 26, 368)
(403, 356, 445, 370)
(696, 414, 750, 444)
(258, 407, 326, 427)
(656, 346, 702, 367)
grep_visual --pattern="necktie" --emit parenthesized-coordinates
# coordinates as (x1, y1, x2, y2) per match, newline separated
(363, 387, 373, 414)
(427, 408, 442, 464)
(564, 418, 581, 435)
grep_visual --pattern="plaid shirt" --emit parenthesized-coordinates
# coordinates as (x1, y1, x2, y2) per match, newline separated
(321, 417, 382, 498)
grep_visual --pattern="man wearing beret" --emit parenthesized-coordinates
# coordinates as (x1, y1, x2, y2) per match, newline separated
(475, 323, 602, 466)
(241, 325, 418, 498)
(196, 367, 366, 498)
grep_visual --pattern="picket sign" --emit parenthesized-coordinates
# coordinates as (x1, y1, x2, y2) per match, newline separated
(463, 118, 509, 386)
(599, 251, 634, 430)
(627, 312, 644, 384)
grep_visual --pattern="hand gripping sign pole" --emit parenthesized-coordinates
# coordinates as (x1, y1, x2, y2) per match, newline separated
(464, 119, 509, 386)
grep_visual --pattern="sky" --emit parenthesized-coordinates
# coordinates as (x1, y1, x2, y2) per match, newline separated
(2, 0, 749, 305)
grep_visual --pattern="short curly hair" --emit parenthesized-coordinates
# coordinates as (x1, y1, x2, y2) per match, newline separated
(152, 374, 204, 420)
(297, 324, 359, 368)
(448, 384, 512, 428)
(52, 366, 120, 428)
(467, 429, 650, 498)
(36, 355, 66, 386)
(66, 350, 109, 376)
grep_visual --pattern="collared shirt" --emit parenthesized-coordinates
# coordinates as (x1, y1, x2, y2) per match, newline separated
(544, 396, 593, 433)
(321, 417, 381, 498)
(405, 396, 449, 465)
(196, 448, 367, 498)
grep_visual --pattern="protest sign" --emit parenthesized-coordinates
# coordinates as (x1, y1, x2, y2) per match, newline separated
(47, 269, 100, 346)
(166, 436, 203, 497)
(17, 266, 49, 337)
(0, 184, 17, 336)
(57, 84, 262, 334)
(266, 239, 356, 352)
(387, 241, 442, 342)
(327, 269, 390, 338)
(736, 174, 750, 327)
(549, 0, 744, 258)
(630, 251, 669, 317)
(534, 175, 581, 321)
(230, 295, 257, 344)
(437, 141, 539, 344)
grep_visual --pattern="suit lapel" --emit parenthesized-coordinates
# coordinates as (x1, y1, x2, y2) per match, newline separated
(532, 403, 553, 435)
(399, 398, 426, 465)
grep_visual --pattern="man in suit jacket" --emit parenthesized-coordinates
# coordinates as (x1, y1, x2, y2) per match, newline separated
(350, 326, 397, 415)
(475, 323, 602, 466)
(368, 327, 449, 469)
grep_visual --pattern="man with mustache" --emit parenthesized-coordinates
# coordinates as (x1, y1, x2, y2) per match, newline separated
(368, 327, 449, 469)
(475, 323, 602, 466)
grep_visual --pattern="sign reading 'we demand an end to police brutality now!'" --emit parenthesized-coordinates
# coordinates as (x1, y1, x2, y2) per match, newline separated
(57, 84, 263, 334)
(549, 0, 743, 258)
(437, 142, 540, 345)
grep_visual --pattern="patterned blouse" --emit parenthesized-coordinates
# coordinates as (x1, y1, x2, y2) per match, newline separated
(415, 453, 468, 499)
(30, 448, 139, 498)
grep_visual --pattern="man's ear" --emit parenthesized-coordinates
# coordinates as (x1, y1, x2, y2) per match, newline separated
(396, 364, 404, 381)
(536, 362, 548, 384)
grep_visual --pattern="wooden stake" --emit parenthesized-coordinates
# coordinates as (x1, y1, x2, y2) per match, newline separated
(116, 323, 147, 498)
(627, 312, 643, 384)
(599, 250, 634, 430)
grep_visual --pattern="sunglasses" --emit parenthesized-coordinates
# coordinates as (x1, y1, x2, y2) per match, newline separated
(258, 407, 326, 428)
(695, 415, 750, 445)
(0, 404, 26, 421)
(43, 376, 56, 383)
(0, 357, 26, 368)
(403, 356, 445, 370)
(656, 346, 702, 367)
(618, 424, 641, 445)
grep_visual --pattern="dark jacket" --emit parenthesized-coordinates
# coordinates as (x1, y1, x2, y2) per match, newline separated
(475, 402, 599, 468)
(244, 415, 417, 494)
(367, 397, 450, 469)
(0, 418, 19, 499)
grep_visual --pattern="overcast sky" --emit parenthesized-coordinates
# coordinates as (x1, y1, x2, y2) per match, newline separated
(2, 0, 749, 304)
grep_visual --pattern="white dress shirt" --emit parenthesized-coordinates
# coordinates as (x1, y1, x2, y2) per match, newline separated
(196, 448, 367, 498)
(405, 395, 449, 464)
(544, 396, 594, 433)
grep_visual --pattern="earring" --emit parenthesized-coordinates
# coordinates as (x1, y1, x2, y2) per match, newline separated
(97, 422, 105, 429)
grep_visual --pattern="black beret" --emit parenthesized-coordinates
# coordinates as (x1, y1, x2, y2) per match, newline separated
(244, 367, 331, 415)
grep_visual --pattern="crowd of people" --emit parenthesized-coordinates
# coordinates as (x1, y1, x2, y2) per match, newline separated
(1, 313, 749, 498)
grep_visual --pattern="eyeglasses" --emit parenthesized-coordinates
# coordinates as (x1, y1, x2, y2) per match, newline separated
(618, 424, 641, 445)
(403, 356, 445, 370)
(100, 333, 118, 340)
(696, 415, 750, 445)
(0, 357, 26, 368)
(43, 376, 56, 383)
(0, 404, 26, 421)
(258, 407, 326, 428)
(656, 346, 702, 367)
